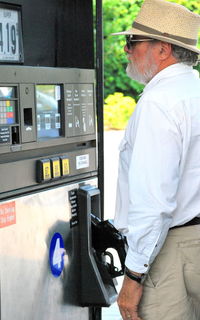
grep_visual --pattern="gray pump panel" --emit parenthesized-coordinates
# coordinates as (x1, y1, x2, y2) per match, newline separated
(0, 66, 97, 199)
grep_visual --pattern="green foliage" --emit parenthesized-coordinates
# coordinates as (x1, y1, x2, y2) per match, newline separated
(103, 0, 144, 99)
(104, 92, 136, 130)
(103, 0, 200, 98)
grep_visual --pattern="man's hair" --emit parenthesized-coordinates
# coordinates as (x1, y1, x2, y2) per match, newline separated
(171, 44, 199, 66)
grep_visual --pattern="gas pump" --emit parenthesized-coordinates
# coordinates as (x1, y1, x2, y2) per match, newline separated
(0, 1, 126, 320)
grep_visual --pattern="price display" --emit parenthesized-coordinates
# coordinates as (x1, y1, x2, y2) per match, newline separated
(0, 6, 23, 63)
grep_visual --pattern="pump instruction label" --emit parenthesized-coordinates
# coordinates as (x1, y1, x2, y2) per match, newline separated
(0, 126, 10, 143)
(0, 201, 16, 228)
(76, 154, 89, 170)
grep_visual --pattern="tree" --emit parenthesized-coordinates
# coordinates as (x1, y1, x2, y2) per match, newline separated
(103, 0, 144, 99)
(103, 0, 200, 99)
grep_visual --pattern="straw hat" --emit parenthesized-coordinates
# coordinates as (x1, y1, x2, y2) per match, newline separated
(112, 0, 200, 54)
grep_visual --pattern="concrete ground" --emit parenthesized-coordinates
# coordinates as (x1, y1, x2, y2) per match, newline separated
(102, 130, 124, 320)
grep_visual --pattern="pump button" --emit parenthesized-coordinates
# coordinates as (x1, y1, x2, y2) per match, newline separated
(60, 156, 70, 176)
(36, 159, 51, 183)
(51, 157, 61, 179)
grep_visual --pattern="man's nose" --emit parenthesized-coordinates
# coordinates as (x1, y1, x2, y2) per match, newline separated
(124, 44, 132, 53)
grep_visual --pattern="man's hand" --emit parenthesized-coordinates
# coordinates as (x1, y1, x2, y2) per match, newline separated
(117, 275, 143, 320)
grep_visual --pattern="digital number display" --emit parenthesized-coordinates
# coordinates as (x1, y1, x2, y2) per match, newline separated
(0, 5, 23, 63)
(36, 85, 62, 140)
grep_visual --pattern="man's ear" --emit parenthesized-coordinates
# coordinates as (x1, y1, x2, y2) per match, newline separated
(159, 41, 173, 60)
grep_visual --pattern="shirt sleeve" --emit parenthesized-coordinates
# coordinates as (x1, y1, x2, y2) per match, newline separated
(124, 99, 182, 273)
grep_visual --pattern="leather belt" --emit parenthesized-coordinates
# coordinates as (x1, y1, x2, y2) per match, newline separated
(170, 216, 200, 230)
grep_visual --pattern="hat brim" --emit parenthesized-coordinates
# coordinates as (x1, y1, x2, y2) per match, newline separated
(112, 28, 200, 55)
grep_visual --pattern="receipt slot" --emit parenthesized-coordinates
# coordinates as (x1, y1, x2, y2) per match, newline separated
(77, 185, 127, 307)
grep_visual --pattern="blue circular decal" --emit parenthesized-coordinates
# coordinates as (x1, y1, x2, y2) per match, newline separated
(49, 232, 65, 277)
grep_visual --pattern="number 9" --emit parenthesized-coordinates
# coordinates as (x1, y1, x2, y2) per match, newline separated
(11, 25, 16, 54)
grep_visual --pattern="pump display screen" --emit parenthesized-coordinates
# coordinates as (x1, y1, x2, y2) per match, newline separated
(0, 87, 16, 125)
(36, 85, 62, 140)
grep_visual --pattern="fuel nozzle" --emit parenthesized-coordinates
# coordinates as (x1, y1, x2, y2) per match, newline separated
(91, 213, 128, 278)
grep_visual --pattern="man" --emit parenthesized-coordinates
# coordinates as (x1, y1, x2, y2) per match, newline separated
(112, 0, 200, 319)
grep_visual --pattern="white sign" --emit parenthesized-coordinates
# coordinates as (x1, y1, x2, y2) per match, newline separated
(0, 7, 23, 62)
(76, 154, 89, 170)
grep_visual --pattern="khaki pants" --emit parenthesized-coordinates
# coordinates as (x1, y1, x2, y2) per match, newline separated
(139, 225, 200, 320)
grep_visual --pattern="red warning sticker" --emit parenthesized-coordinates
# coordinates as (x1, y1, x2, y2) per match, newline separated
(0, 201, 16, 228)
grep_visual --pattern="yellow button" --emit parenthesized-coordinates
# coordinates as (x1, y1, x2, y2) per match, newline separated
(61, 157, 70, 176)
(43, 161, 51, 180)
(51, 158, 61, 178)
(36, 159, 52, 183)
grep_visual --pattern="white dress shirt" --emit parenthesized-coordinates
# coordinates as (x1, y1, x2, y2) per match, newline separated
(114, 63, 200, 273)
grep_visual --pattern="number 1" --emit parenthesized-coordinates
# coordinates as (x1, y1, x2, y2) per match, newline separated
(0, 23, 3, 52)
(6, 23, 9, 52)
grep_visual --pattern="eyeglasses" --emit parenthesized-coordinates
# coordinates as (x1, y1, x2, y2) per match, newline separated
(126, 35, 154, 50)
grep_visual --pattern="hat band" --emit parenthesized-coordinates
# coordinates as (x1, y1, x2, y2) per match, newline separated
(133, 22, 197, 46)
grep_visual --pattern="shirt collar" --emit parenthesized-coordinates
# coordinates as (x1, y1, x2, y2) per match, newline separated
(142, 63, 198, 95)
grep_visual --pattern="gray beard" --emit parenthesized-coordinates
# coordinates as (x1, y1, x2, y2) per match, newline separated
(126, 59, 158, 85)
